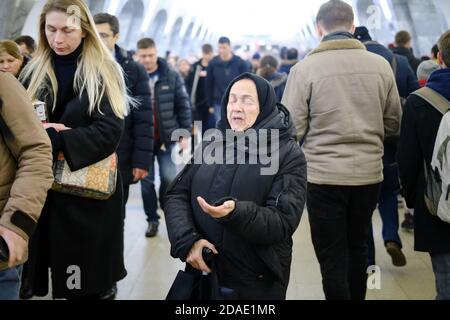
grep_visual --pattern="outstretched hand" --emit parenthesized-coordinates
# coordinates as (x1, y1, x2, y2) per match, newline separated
(197, 197, 235, 219)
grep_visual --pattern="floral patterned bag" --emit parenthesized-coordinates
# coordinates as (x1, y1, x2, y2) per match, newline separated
(52, 152, 118, 200)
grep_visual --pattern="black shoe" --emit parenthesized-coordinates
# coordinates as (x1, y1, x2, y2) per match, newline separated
(146, 222, 159, 238)
(401, 213, 414, 232)
(19, 276, 34, 300)
(19, 285, 34, 300)
(386, 242, 407, 267)
(99, 284, 117, 300)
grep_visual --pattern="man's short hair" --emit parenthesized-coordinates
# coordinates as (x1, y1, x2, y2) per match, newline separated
(438, 30, 450, 67)
(395, 31, 412, 47)
(286, 48, 299, 60)
(94, 13, 120, 35)
(218, 37, 231, 45)
(316, 0, 354, 32)
(14, 35, 36, 54)
(137, 38, 156, 50)
(202, 44, 213, 54)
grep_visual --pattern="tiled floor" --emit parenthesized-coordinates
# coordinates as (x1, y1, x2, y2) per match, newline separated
(116, 184, 437, 300)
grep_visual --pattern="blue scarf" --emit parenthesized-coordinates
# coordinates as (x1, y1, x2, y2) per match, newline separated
(426, 68, 450, 102)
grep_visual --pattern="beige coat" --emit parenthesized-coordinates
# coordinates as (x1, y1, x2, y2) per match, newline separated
(0, 72, 53, 271)
(282, 39, 402, 186)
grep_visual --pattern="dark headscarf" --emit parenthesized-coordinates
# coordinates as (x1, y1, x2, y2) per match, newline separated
(218, 72, 278, 131)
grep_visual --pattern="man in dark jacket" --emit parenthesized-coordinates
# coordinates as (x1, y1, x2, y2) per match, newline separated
(94, 13, 154, 300)
(355, 27, 419, 99)
(136, 38, 192, 238)
(279, 48, 299, 75)
(185, 44, 215, 133)
(206, 37, 251, 124)
(354, 26, 419, 267)
(398, 30, 450, 300)
(392, 30, 423, 74)
(95, 13, 154, 212)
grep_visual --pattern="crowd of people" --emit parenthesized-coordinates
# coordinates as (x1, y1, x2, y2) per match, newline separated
(1, 0, 450, 301)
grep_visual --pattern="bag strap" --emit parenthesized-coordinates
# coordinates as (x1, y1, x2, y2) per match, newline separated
(412, 87, 450, 115)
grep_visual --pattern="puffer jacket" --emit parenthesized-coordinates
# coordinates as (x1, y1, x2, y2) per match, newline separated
(164, 104, 307, 299)
(0, 72, 53, 271)
(154, 58, 192, 145)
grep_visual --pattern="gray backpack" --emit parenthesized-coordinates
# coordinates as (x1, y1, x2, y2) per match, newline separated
(413, 87, 450, 222)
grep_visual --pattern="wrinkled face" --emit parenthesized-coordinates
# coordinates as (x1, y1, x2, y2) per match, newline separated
(136, 47, 158, 73)
(227, 79, 260, 132)
(45, 10, 85, 56)
(0, 52, 22, 77)
(96, 23, 119, 51)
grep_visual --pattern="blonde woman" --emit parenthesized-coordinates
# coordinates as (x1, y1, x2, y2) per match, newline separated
(20, 0, 129, 299)
(0, 40, 29, 78)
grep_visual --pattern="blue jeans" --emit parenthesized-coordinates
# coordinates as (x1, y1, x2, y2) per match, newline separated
(141, 141, 178, 223)
(0, 265, 23, 300)
(368, 165, 402, 266)
(431, 253, 450, 300)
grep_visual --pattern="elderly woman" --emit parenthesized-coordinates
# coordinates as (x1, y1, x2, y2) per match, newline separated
(164, 73, 307, 300)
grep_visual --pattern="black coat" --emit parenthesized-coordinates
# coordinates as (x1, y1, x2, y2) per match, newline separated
(154, 58, 192, 145)
(206, 55, 251, 106)
(30, 90, 126, 298)
(365, 42, 419, 99)
(185, 59, 209, 115)
(398, 94, 450, 254)
(115, 46, 153, 185)
(391, 47, 423, 74)
(164, 104, 307, 299)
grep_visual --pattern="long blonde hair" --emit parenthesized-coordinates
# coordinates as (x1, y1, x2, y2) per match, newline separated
(20, 0, 129, 118)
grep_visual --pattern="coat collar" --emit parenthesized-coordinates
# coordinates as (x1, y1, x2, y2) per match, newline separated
(309, 39, 366, 56)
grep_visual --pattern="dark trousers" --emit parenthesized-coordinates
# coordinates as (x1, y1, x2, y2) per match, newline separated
(122, 183, 130, 220)
(368, 165, 402, 265)
(141, 141, 178, 223)
(307, 183, 381, 300)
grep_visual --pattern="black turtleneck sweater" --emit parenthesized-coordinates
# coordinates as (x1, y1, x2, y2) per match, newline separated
(51, 44, 83, 122)
(47, 44, 82, 159)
